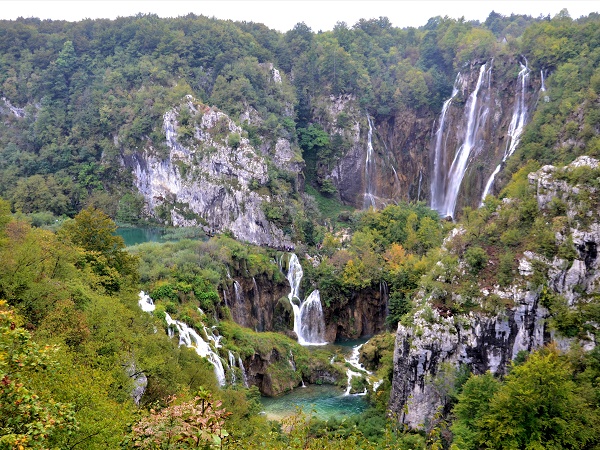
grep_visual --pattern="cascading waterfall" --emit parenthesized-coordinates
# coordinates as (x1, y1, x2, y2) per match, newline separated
(480, 60, 530, 203)
(363, 115, 377, 209)
(344, 342, 384, 395)
(233, 280, 242, 303)
(163, 312, 226, 386)
(138, 291, 156, 312)
(432, 64, 491, 218)
(540, 69, 546, 92)
(430, 73, 461, 213)
(287, 254, 327, 345)
(228, 351, 237, 384)
(138, 291, 227, 387)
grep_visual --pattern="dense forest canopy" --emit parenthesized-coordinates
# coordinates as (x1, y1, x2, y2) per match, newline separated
(1, 8, 600, 449)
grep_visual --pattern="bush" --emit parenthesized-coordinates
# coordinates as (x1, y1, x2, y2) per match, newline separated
(464, 246, 488, 274)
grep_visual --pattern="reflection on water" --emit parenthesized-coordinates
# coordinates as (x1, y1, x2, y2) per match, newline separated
(116, 227, 207, 247)
(260, 384, 367, 421)
(115, 228, 167, 246)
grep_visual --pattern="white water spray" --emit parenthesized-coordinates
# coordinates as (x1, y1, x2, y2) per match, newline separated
(287, 254, 327, 345)
(433, 64, 491, 218)
(138, 291, 156, 312)
(363, 115, 376, 209)
(164, 313, 226, 386)
(481, 61, 530, 203)
(430, 73, 461, 213)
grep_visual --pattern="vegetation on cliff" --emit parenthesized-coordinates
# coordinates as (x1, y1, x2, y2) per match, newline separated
(1, 7, 600, 450)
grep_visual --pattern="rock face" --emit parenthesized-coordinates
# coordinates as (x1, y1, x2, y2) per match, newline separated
(323, 285, 389, 342)
(224, 273, 292, 333)
(320, 57, 542, 213)
(124, 95, 301, 248)
(389, 290, 549, 428)
(389, 157, 599, 429)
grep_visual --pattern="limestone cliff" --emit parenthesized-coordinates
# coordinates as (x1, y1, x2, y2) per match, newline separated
(317, 57, 543, 214)
(389, 156, 599, 429)
(123, 95, 302, 248)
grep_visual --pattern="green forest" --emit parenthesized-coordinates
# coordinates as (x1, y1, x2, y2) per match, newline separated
(1, 7, 600, 450)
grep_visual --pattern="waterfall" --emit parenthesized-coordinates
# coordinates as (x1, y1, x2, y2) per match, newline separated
(287, 254, 303, 303)
(228, 351, 237, 384)
(287, 254, 327, 345)
(363, 115, 376, 209)
(480, 61, 530, 204)
(417, 170, 423, 201)
(233, 280, 242, 303)
(138, 291, 156, 312)
(344, 342, 384, 395)
(433, 64, 490, 218)
(252, 277, 259, 300)
(540, 69, 546, 92)
(238, 356, 249, 387)
(430, 73, 461, 213)
(164, 312, 226, 386)
(344, 344, 368, 396)
(298, 291, 326, 344)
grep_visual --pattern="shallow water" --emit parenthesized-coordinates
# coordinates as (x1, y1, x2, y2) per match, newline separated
(116, 227, 167, 246)
(260, 384, 367, 421)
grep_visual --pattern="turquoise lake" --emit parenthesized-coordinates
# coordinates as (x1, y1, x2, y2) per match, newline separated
(260, 384, 367, 421)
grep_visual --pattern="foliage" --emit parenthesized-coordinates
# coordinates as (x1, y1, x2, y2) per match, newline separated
(129, 393, 231, 449)
(0, 301, 77, 449)
(451, 346, 600, 449)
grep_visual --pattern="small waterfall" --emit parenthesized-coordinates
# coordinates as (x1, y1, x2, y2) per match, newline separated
(238, 356, 249, 387)
(540, 69, 546, 92)
(164, 312, 226, 386)
(287, 254, 327, 345)
(344, 344, 368, 396)
(228, 351, 237, 384)
(298, 291, 326, 344)
(138, 291, 156, 312)
(363, 115, 376, 209)
(233, 281, 242, 303)
(481, 60, 530, 203)
(430, 73, 461, 213)
(417, 170, 423, 201)
(344, 342, 384, 395)
(434, 64, 491, 218)
(252, 277, 259, 299)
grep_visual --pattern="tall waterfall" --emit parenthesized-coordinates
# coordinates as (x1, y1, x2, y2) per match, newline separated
(540, 69, 546, 92)
(287, 254, 327, 345)
(433, 63, 490, 218)
(363, 115, 376, 209)
(430, 73, 461, 214)
(480, 61, 530, 203)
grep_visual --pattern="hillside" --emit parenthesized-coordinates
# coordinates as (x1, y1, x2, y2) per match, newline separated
(1, 8, 600, 449)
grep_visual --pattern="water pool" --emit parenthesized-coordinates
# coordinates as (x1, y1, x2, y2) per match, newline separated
(260, 382, 367, 421)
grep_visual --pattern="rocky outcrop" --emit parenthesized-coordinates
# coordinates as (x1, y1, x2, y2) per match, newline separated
(389, 157, 600, 429)
(323, 285, 388, 342)
(389, 289, 549, 428)
(245, 348, 301, 396)
(124, 95, 301, 248)
(224, 273, 292, 333)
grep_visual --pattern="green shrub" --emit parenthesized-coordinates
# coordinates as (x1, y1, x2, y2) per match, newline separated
(464, 246, 488, 274)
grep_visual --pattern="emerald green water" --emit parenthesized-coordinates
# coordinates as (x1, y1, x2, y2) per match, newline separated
(260, 384, 367, 421)
(260, 339, 371, 422)
(115, 228, 167, 246)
